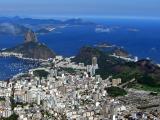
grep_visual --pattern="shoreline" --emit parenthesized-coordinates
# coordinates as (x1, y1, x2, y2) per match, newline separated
(0, 52, 44, 81)
(110, 54, 160, 66)
(1, 51, 160, 81)
(0, 52, 48, 62)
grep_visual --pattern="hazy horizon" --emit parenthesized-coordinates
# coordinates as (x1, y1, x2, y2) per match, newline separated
(0, 0, 160, 19)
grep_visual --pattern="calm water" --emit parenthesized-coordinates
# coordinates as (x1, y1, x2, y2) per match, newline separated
(0, 18, 160, 80)
(0, 57, 40, 80)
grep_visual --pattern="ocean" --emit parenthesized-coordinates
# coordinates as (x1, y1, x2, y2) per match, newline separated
(0, 18, 160, 80)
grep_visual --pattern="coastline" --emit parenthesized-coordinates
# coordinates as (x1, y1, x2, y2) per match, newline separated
(0, 52, 43, 81)
(1, 50, 160, 82)
(0, 51, 47, 62)
(110, 54, 137, 62)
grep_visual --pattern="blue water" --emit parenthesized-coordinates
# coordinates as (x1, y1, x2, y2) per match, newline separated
(40, 18, 160, 63)
(0, 57, 40, 80)
(91, 18, 160, 62)
(0, 18, 160, 80)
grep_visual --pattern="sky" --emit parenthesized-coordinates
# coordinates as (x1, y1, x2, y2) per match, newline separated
(0, 0, 160, 19)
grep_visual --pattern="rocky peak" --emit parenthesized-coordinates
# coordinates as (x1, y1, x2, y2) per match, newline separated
(4, 30, 56, 59)
(24, 30, 38, 43)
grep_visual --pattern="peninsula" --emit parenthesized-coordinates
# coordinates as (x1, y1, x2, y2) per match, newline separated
(2, 30, 56, 60)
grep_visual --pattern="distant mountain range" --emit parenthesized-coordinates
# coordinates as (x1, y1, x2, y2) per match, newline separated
(0, 16, 94, 35)
(0, 16, 94, 25)
(0, 22, 29, 35)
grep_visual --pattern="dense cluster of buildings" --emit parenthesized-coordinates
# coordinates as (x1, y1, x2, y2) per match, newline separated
(0, 56, 159, 119)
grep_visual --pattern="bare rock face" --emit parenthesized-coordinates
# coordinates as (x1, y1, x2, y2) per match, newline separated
(5, 30, 56, 59)
(113, 48, 129, 57)
(24, 30, 38, 43)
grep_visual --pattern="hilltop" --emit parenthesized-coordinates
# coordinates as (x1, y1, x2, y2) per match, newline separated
(72, 46, 160, 87)
(0, 17, 94, 35)
(3, 30, 56, 59)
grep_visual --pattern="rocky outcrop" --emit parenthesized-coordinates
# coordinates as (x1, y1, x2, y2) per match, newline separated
(24, 30, 38, 43)
(4, 30, 56, 59)
(113, 48, 129, 57)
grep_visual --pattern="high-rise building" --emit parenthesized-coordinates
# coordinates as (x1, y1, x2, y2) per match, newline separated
(112, 78, 122, 86)
(92, 57, 97, 66)
(37, 93, 41, 105)
(92, 57, 98, 69)
(134, 56, 138, 62)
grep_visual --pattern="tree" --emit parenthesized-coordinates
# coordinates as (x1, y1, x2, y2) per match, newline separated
(2, 113, 19, 120)
(105, 86, 127, 97)
(33, 70, 49, 79)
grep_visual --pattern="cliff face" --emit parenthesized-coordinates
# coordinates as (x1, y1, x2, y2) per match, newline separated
(5, 30, 56, 59)
(113, 48, 129, 57)
(24, 30, 38, 43)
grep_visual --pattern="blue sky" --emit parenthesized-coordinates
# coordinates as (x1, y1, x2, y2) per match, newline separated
(0, 0, 160, 19)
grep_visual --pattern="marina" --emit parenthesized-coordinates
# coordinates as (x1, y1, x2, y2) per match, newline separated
(0, 56, 40, 80)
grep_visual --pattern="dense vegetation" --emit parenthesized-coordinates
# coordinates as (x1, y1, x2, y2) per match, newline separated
(0, 97, 5, 101)
(33, 69, 49, 79)
(129, 83, 160, 93)
(1, 113, 19, 120)
(105, 87, 127, 97)
(72, 46, 160, 87)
